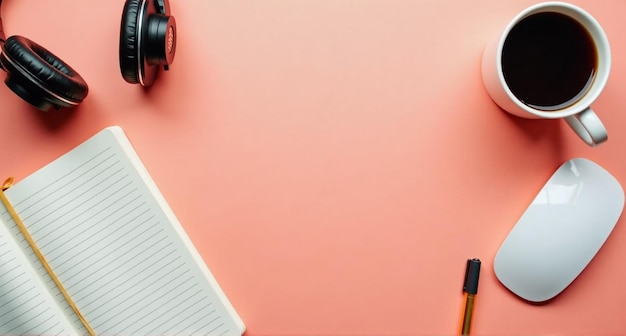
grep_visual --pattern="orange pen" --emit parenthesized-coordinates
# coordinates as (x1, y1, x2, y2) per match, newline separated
(460, 258, 481, 336)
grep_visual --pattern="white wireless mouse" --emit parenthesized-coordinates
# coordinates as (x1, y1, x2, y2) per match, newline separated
(494, 158, 624, 303)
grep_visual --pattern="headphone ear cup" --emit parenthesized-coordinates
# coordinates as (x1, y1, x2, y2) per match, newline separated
(119, 0, 142, 84)
(0, 35, 89, 111)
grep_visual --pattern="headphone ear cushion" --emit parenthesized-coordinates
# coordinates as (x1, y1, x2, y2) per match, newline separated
(119, 0, 142, 84)
(0, 35, 89, 107)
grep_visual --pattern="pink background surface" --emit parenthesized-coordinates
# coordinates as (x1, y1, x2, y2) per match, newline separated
(1, 0, 626, 334)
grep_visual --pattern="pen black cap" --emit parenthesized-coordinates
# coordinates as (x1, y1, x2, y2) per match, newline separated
(463, 258, 481, 295)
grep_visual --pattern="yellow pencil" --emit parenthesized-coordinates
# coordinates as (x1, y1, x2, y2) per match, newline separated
(0, 177, 96, 336)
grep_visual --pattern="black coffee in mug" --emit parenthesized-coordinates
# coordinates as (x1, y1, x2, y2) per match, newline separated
(501, 12, 597, 111)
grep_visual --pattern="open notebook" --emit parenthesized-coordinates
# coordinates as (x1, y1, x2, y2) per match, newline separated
(0, 126, 245, 335)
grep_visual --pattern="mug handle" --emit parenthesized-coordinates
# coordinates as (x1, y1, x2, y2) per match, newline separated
(564, 108, 608, 147)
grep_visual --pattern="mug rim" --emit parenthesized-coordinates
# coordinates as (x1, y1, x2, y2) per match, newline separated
(495, 1, 611, 119)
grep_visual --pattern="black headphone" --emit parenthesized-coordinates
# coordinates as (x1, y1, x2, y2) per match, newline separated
(0, 0, 177, 111)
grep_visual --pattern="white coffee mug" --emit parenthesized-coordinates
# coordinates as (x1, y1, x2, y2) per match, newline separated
(482, 2, 610, 146)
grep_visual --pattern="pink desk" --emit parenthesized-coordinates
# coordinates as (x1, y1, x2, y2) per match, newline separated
(1, 0, 625, 334)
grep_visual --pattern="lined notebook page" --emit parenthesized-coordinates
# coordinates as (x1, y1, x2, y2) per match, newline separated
(3, 127, 245, 336)
(0, 211, 78, 335)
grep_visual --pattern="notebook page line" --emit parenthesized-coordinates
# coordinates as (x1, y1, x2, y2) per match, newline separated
(20, 197, 147, 274)
(76, 245, 177, 316)
(20, 165, 127, 235)
(2, 154, 131, 247)
(2, 147, 114, 214)
(38, 192, 142, 252)
(0, 227, 76, 335)
(16, 198, 148, 279)
(75, 259, 187, 321)
(143, 295, 211, 333)
(7, 182, 138, 257)
(55, 212, 154, 283)
(25, 208, 153, 298)
(47, 202, 148, 267)
(94, 279, 201, 333)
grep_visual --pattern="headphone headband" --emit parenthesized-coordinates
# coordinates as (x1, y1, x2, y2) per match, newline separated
(0, 0, 5, 43)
